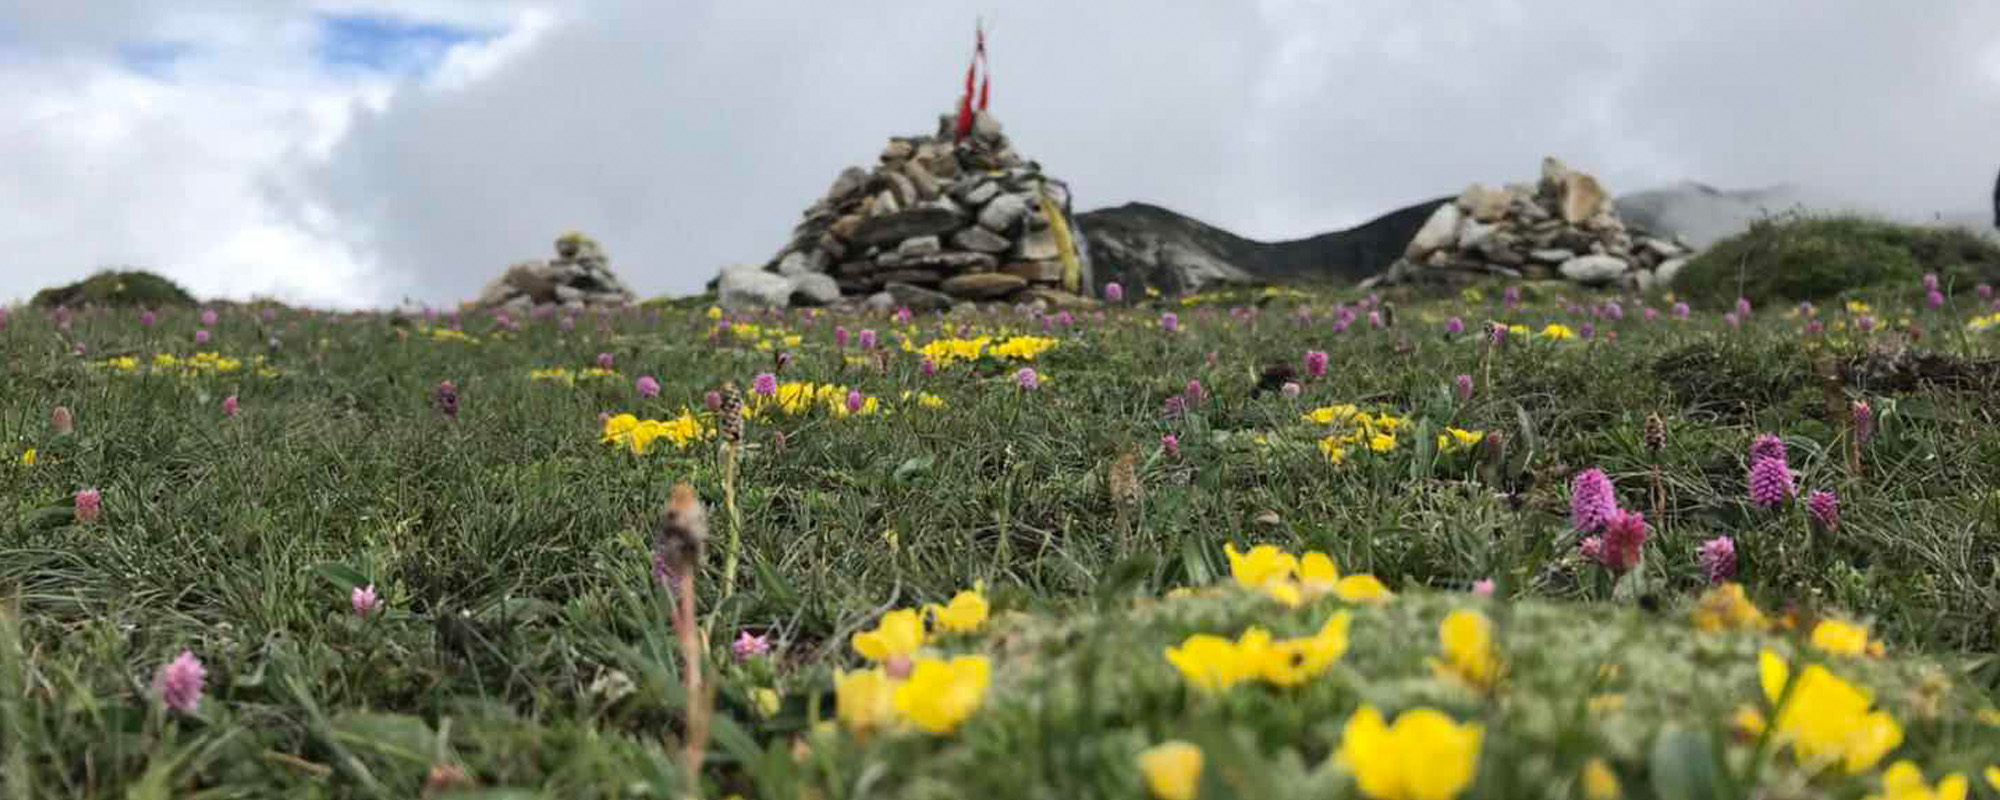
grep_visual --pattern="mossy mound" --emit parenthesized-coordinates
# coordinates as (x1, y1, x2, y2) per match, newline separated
(1673, 214, 2000, 308)
(31, 269, 197, 309)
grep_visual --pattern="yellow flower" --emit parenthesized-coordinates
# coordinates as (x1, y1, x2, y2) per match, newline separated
(1581, 758, 1621, 800)
(1303, 404, 1362, 425)
(1758, 650, 1903, 774)
(1811, 619, 1871, 657)
(834, 668, 896, 734)
(1864, 761, 1967, 800)
(1978, 709, 2000, 726)
(1165, 634, 1251, 691)
(1336, 705, 1483, 800)
(852, 609, 925, 661)
(752, 687, 780, 719)
(1138, 741, 1203, 800)
(1588, 694, 1625, 713)
(1299, 551, 1340, 595)
(1367, 433, 1397, 452)
(1437, 428, 1484, 454)
(1432, 609, 1499, 689)
(1335, 574, 1393, 604)
(1257, 612, 1352, 686)
(927, 584, 989, 634)
(706, 306, 722, 320)
(1734, 706, 1768, 736)
(1691, 583, 1767, 633)
(1539, 324, 1577, 340)
(892, 655, 990, 734)
(989, 335, 1058, 360)
(1318, 436, 1349, 464)
(1984, 766, 1999, 792)
(1224, 543, 1298, 591)
(17, 448, 35, 467)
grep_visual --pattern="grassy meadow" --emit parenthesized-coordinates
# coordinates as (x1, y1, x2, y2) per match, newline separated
(4, 279, 2000, 800)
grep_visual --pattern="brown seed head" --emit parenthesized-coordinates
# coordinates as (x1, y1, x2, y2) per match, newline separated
(657, 483, 709, 575)
(718, 382, 743, 444)
(1644, 413, 1666, 453)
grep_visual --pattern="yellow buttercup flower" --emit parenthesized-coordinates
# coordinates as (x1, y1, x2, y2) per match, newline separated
(706, 306, 722, 320)
(1334, 574, 1393, 604)
(1864, 761, 1967, 800)
(1758, 650, 1902, 774)
(1432, 609, 1500, 689)
(1299, 551, 1340, 595)
(892, 655, 990, 734)
(1336, 705, 1483, 800)
(1303, 404, 1362, 425)
(1691, 582, 1767, 633)
(17, 448, 35, 467)
(1225, 543, 1298, 590)
(1165, 634, 1252, 691)
(1984, 766, 1999, 792)
(1581, 758, 1621, 800)
(834, 667, 896, 734)
(927, 584, 989, 634)
(1138, 741, 1203, 800)
(1539, 323, 1577, 340)
(752, 687, 781, 719)
(1367, 432, 1398, 452)
(1811, 619, 1871, 657)
(852, 609, 925, 661)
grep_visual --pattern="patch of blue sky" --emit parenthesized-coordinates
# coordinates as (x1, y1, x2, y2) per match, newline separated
(315, 13, 496, 76)
(118, 40, 197, 78)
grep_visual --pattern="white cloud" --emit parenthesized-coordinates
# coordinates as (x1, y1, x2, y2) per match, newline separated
(4, 0, 2000, 308)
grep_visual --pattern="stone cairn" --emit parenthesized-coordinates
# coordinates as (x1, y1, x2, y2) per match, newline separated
(718, 110, 1095, 311)
(1362, 157, 1694, 292)
(475, 232, 637, 312)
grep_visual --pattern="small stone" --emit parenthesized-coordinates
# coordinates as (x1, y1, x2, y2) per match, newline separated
(880, 139, 914, 162)
(1457, 219, 1496, 250)
(897, 236, 943, 257)
(1558, 254, 1629, 285)
(885, 282, 956, 311)
(972, 111, 1003, 141)
(1456, 183, 1512, 222)
(827, 167, 869, 202)
(828, 214, 864, 241)
(1529, 248, 1576, 263)
(903, 160, 942, 200)
(941, 272, 1028, 299)
(1655, 257, 1690, 286)
(718, 265, 795, 309)
(1640, 237, 1684, 258)
(870, 190, 900, 217)
(1405, 202, 1463, 258)
(951, 226, 1012, 253)
(815, 232, 846, 260)
(1003, 261, 1065, 283)
(1559, 172, 1612, 224)
(977, 193, 1029, 232)
(777, 251, 813, 276)
(1014, 228, 1061, 260)
(1018, 287, 1099, 308)
(850, 207, 963, 247)
(884, 171, 918, 207)
(955, 180, 1000, 206)
(873, 269, 945, 286)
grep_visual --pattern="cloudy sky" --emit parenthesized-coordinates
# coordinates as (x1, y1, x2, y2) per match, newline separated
(5, 1, 2000, 308)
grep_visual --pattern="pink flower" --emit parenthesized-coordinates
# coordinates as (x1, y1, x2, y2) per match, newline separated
(1851, 400, 1874, 443)
(155, 650, 206, 714)
(920, 357, 936, 378)
(140, 310, 156, 327)
(1303, 350, 1328, 378)
(1722, 312, 1740, 329)
(1601, 301, 1623, 321)
(1748, 456, 1794, 508)
(1104, 283, 1124, 303)
(858, 329, 877, 351)
(753, 373, 777, 397)
(1735, 297, 1753, 316)
(1807, 490, 1839, 531)
(1748, 434, 1787, 466)
(1578, 535, 1604, 564)
(1368, 310, 1383, 329)
(834, 326, 850, 348)
(1160, 312, 1178, 333)
(1671, 302, 1691, 319)
(1925, 290, 1945, 309)
(1445, 316, 1465, 334)
(1922, 272, 1940, 291)
(894, 307, 913, 325)
(560, 316, 575, 332)
(1015, 367, 1040, 391)
(1856, 315, 1876, 332)
(1470, 578, 1495, 597)
(195, 329, 211, 345)
(636, 376, 661, 398)
(1569, 468, 1617, 533)
(200, 309, 218, 327)
(1280, 381, 1301, 399)
(705, 391, 723, 412)
(51, 406, 73, 436)
(436, 381, 458, 419)
(732, 631, 772, 662)
(1977, 283, 1993, 300)
(845, 389, 865, 413)
(1580, 323, 1596, 340)
(1455, 374, 1473, 400)
(1503, 286, 1521, 308)
(1487, 323, 1507, 347)
(74, 488, 101, 523)
(1162, 395, 1185, 420)
(1183, 380, 1204, 405)
(221, 396, 239, 417)
(1697, 536, 1737, 584)
(596, 352, 614, 370)
(1596, 509, 1648, 574)
(352, 584, 381, 617)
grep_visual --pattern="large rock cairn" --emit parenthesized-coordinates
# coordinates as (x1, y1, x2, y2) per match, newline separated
(718, 110, 1094, 311)
(1362, 157, 1694, 291)
(476, 232, 636, 312)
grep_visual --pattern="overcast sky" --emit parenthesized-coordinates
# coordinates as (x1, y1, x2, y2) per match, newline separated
(5, 1, 2000, 308)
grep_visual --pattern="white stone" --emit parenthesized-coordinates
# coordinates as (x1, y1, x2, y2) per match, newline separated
(978, 193, 1029, 232)
(1557, 254, 1629, 285)
(718, 265, 796, 309)
(1654, 257, 1690, 286)
(1405, 202, 1463, 258)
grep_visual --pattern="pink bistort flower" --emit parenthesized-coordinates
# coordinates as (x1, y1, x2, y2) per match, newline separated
(74, 488, 101, 523)
(1748, 456, 1795, 508)
(155, 650, 207, 714)
(636, 376, 661, 398)
(352, 584, 382, 617)
(1807, 489, 1840, 532)
(1698, 536, 1737, 584)
(1569, 468, 1617, 533)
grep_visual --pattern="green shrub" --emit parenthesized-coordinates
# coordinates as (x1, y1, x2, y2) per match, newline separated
(1673, 214, 2000, 307)
(31, 268, 197, 309)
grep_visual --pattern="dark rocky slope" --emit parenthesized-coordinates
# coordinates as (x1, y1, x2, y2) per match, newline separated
(1075, 197, 1449, 293)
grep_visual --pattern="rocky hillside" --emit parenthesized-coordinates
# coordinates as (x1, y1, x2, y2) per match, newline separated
(1075, 197, 1448, 293)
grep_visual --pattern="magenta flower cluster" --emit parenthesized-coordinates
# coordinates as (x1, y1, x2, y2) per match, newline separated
(1747, 434, 1795, 508)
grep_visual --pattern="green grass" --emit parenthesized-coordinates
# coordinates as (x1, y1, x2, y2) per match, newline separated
(3, 286, 1999, 799)
(1673, 214, 2000, 308)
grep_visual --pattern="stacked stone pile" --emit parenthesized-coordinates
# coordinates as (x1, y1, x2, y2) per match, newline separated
(717, 110, 1095, 311)
(1362, 157, 1695, 291)
(475, 232, 636, 311)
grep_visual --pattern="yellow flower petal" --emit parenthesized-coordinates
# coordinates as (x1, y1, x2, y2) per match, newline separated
(1138, 741, 1203, 800)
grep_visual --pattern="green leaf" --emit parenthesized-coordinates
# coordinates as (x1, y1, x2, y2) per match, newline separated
(891, 454, 934, 485)
(312, 563, 369, 593)
(1648, 726, 1727, 800)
